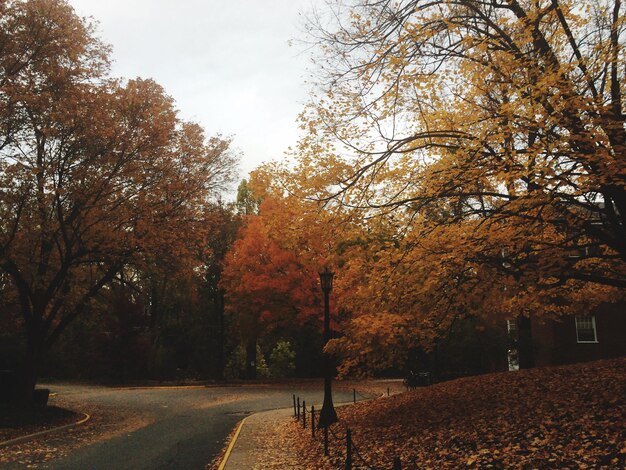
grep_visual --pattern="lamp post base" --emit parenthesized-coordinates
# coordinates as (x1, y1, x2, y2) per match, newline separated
(317, 374, 338, 428)
(317, 401, 338, 428)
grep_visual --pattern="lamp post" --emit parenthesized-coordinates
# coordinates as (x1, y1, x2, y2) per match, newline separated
(317, 267, 338, 427)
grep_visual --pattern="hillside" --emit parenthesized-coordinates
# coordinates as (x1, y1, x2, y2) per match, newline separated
(290, 358, 626, 469)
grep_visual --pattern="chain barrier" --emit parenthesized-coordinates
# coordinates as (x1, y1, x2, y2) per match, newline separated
(351, 436, 385, 470)
(328, 423, 346, 441)
(293, 392, 402, 470)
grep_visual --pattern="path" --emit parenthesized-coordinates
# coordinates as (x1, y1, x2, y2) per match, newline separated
(0, 382, 356, 470)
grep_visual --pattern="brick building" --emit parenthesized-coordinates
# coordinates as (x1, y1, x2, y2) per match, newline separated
(531, 301, 626, 367)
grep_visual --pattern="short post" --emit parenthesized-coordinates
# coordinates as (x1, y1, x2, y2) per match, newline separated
(387, 387, 390, 396)
(353, 388, 356, 404)
(311, 405, 316, 438)
(297, 396, 300, 420)
(324, 426, 329, 456)
(346, 428, 352, 470)
(293, 394, 296, 417)
(393, 456, 402, 469)
(302, 400, 307, 428)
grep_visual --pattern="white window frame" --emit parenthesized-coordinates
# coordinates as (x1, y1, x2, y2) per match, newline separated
(575, 315, 598, 343)
(506, 320, 519, 371)
(506, 319, 517, 335)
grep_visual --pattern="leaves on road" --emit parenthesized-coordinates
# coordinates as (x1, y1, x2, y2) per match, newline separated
(0, 396, 152, 468)
(0, 406, 80, 442)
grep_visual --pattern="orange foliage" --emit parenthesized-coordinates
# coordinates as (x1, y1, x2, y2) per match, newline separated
(247, 0, 626, 374)
(0, 0, 236, 391)
(221, 208, 322, 339)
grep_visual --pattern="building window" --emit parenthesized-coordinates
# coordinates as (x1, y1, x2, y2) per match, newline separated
(575, 315, 598, 343)
(506, 319, 518, 338)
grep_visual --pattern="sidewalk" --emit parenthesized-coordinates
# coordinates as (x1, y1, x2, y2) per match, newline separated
(218, 380, 406, 469)
(220, 407, 302, 470)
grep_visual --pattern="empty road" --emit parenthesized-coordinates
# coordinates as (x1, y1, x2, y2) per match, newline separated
(5, 382, 357, 470)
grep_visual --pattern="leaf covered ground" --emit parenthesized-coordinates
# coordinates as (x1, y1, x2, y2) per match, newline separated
(0, 405, 80, 443)
(0, 396, 152, 468)
(289, 358, 625, 469)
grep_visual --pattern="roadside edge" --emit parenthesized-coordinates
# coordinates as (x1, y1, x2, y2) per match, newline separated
(217, 415, 249, 470)
(213, 387, 397, 469)
(0, 412, 90, 449)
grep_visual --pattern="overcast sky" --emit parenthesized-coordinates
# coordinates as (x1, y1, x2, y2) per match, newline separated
(70, 0, 315, 188)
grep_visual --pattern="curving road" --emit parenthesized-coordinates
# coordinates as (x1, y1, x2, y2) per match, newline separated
(12, 383, 357, 470)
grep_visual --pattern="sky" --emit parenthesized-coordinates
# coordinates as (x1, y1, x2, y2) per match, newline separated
(70, 0, 315, 186)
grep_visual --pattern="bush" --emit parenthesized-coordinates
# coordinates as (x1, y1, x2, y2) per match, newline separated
(224, 343, 270, 379)
(269, 340, 296, 378)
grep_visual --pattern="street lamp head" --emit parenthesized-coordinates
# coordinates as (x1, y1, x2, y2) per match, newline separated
(319, 267, 334, 294)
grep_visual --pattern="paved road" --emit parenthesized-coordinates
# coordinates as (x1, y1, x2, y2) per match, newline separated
(14, 383, 357, 470)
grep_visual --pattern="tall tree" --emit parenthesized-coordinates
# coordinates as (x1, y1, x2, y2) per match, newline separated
(251, 0, 626, 373)
(220, 168, 352, 377)
(0, 0, 236, 401)
(300, 0, 625, 289)
(200, 204, 241, 378)
(235, 178, 261, 216)
(221, 210, 322, 378)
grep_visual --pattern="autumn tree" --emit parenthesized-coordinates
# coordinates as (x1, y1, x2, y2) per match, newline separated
(0, 0, 236, 401)
(220, 169, 358, 378)
(275, 0, 626, 372)
(301, 0, 625, 284)
(221, 209, 321, 378)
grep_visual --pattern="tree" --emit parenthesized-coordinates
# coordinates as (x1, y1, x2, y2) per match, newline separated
(299, 0, 625, 288)
(0, 0, 236, 402)
(220, 167, 362, 378)
(272, 0, 626, 372)
(200, 204, 242, 378)
(221, 210, 322, 378)
(235, 178, 261, 215)
(269, 340, 297, 378)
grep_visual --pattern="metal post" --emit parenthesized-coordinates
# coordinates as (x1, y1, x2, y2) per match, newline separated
(302, 400, 306, 428)
(311, 405, 315, 438)
(318, 268, 338, 428)
(293, 394, 296, 417)
(387, 387, 390, 396)
(297, 396, 300, 420)
(345, 428, 352, 470)
(393, 456, 402, 470)
(353, 388, 356, 404)
(324, 426, 329, 456)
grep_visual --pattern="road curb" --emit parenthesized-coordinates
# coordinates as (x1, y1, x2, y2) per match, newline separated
(0, 412, 90, 449)
(217, 415, 249, 470)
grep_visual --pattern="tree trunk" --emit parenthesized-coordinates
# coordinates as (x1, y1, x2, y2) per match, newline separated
(517, 315, 535, 369)
(246, 337, 256, 380)
(217, 291, 225, 379)
(9, 299, 46, 406)
(10, 339, 42, 407)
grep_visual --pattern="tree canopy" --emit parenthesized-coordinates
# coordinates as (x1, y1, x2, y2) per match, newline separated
(239, 0, 626, 373)
(297, 0, 625, 287)
(0, 0, 237, 397)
